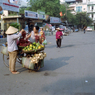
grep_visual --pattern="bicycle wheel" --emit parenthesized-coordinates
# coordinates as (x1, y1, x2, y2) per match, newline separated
(3, 54, 9, 68)
(17, 57, 22, 64)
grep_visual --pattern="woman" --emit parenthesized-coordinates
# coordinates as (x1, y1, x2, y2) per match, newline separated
(56, 28, 63, 48)
(26, 26, 41, 43)
(6, 26, 24, 74)
(39, 27, 45, 44)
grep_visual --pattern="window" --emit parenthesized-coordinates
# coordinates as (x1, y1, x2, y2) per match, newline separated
(92, 14, 93, 18)
(76, 6, 82, 12)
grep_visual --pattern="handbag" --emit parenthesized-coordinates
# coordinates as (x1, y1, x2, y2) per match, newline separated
(60, 36, 63, 39)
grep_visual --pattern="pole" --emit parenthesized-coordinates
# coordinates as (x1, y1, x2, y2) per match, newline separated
(17, 12, 19, 23)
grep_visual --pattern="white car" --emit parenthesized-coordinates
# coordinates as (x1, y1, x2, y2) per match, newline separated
(86, 27, 92, 31)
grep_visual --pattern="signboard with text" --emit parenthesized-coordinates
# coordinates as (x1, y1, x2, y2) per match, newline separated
(37, 10, 45, 15)
(0, 1, 19, 12)
(37, 10, 45, 20)
(50, 17, 61, 23)
(38, 14, 45, 19)
(25, 10, 38, 19)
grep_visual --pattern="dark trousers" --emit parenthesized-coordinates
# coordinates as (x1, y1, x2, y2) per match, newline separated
(56, 39, 61, 47)
(84, 29, 85, 33)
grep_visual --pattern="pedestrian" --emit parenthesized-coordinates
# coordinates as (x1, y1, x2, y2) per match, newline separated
(56, 28, 63, 48)
(6, 26, 24, 74)
(39, 27, 45, 44)
(83, 26, 86, 34)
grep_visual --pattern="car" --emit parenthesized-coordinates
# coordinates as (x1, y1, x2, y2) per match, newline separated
(74, 29, 79, 32)
(86, 27, 92, 31)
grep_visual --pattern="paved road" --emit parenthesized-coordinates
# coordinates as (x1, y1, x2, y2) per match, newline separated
(0, 31, 95, 95)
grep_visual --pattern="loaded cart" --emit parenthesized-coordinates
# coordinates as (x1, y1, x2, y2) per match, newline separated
(1, 42, 46, 71)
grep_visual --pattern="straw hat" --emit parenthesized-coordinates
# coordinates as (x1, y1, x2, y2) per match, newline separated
(56, 28, 63, 31)
(6, 26, 18, 34)
(56, 28, 60, 30)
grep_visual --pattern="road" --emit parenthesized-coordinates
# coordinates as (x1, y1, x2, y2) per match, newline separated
(0, 31, 95, 95)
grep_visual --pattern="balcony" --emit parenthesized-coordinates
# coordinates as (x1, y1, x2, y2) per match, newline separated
(87, 2, 95, 5)
(87, 10, 95, 13)
(93, 18, 95, 20)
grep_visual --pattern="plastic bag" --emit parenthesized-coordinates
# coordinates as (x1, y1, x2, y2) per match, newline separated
(1, 46, 8, 56)
(43, 39, 47, 45)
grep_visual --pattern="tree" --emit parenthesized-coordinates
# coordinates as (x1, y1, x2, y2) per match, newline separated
(59, 3, 76, 25)
(19, 7, 27, 15)
(67, 11, 76, 25)
(75, 12, 93, 28)
(27, 0, 61, 17)
(10, 23, 20, 29)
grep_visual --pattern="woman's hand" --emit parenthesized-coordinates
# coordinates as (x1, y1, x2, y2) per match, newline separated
(20, 29, 24, 34)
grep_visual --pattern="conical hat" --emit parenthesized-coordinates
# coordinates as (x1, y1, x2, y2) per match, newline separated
(6, 26, 18, 34)
(56, 28, 60, 30)
(56, 28, 63, 31)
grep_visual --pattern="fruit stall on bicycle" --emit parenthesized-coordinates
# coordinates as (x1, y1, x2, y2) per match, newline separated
(1, 33, 46, 71)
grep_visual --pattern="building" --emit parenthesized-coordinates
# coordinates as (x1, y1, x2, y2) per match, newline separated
(68, 3, 87, 15)
(65, 0, 82, 4)
(87, 0, 95, 30)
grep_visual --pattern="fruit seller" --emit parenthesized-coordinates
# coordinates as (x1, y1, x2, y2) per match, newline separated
(56, 28, 63, 48)
(26, 26, 41, 43)
(6, 26, 24, 74)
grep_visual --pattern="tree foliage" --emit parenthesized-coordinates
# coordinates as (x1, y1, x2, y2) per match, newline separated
(75, 12, 93, 28)
(10, 23, 20, 29)
(28, 0, 60, 17)
(19, 7, 26, 14)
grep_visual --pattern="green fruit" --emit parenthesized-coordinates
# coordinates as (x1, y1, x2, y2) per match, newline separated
(33, 42, 36, 45)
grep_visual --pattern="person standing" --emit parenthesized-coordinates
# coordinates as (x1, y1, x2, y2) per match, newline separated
(6, 26, 24, 74)
(56, 28, 63, 48)
(26, 26, 41, 43)
(83, 26, 86, 34)
(39, 27, 45, 44)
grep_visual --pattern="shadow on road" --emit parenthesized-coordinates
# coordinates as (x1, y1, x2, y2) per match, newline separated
(62, 45, 75, 48)
(46, 44, 75, 49)
(41, 56, 73, 71)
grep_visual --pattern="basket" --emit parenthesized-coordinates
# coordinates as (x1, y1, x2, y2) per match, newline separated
(22, 48, 44, 53)
(1, 46, 8, 56)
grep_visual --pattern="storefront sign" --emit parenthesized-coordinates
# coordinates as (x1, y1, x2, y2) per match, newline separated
(50, 17, 61, 23)
(37, 10, 45, 15)
(38, 14, 45, 19)
(25, 10, 38, 19)
(37, 10, 45, 19)
(0, 1, 19, 12)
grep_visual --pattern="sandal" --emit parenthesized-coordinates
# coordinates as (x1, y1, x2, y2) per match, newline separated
(11, 71, 20, 74)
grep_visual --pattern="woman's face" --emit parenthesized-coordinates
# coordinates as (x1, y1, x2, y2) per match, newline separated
(40, 28, 43, 31)
(33, 27, 37, 33)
